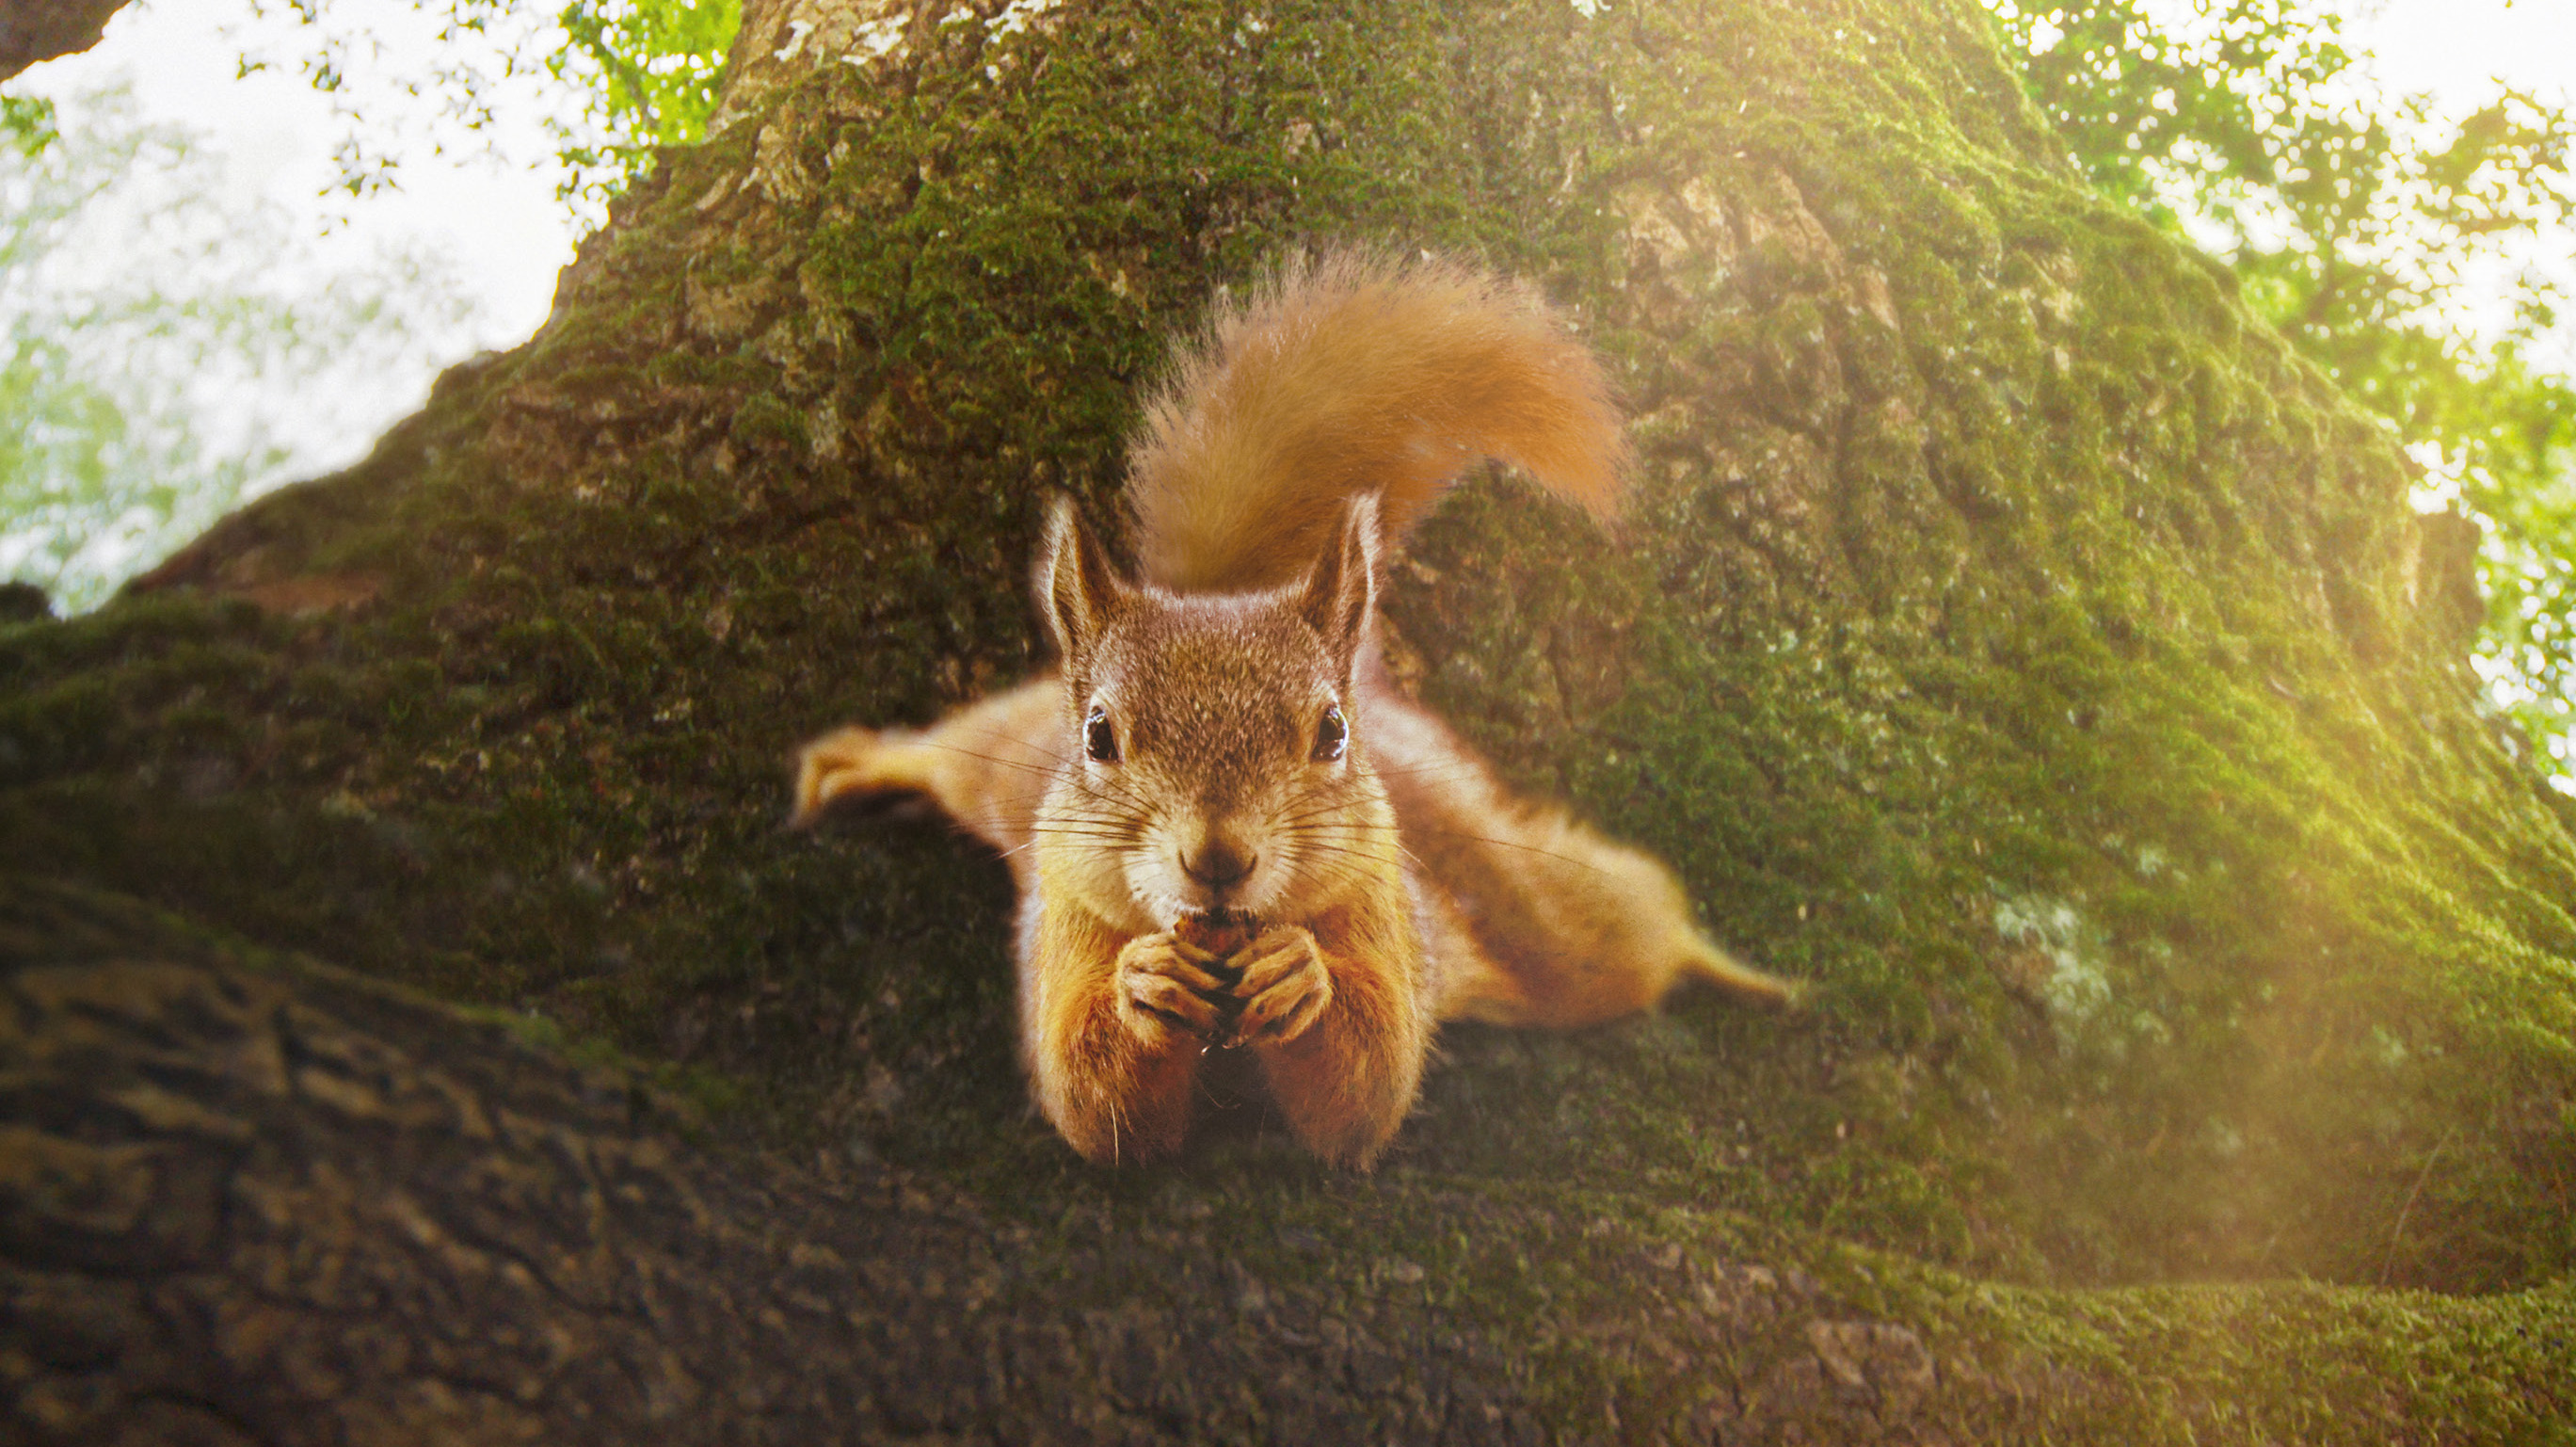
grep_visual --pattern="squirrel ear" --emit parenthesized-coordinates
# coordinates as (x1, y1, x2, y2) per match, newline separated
(1036, 494, 1126, 667)
(1296, 492, 1380, 667)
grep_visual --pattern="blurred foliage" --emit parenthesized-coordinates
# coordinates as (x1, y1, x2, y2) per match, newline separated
(0, 87, 471, 610)
(1, 96, 57, 156)
(1988, 0, 2576, 785)
(550, 0, 743, 201)
(245, 0, 741, 215)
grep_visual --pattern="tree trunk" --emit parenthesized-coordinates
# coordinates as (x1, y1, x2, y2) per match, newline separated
(0, 0, 128, 81)
(6, 0, 2573, 1439)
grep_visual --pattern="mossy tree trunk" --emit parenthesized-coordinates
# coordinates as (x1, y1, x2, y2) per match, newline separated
(5, 0, 2573, 1440)
(0, 0, 129, 80)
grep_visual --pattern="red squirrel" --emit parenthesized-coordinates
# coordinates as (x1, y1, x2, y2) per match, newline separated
(795, 252, 1791, 1166)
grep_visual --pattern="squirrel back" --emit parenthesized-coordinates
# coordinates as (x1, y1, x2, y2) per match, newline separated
(1124, 250, 1630, 592)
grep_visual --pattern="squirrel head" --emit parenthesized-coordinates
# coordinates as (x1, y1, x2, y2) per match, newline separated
(1033, 492, 1395, 931)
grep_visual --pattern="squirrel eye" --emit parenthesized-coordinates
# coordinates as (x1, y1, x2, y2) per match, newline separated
(1083, 703, 1120, 764)
(1312, 703, 1348, 763)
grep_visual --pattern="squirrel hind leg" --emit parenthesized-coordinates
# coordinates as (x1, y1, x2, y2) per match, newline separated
(792, 726, 950, 826)
(1669, 930, 1801, 1011)
(790, 676, 1065, 860)
(1399, 777, 1798, 1025)
(1416, 877, 1543, 1027)
(1510, 829, 1800, 1021)
(792, 725, 899, 823)
(1373, 694, 1796, 1026)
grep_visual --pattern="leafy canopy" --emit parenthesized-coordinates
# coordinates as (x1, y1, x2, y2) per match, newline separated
(1989, 0, 2576, 787)
(0, 86, 472, 610)
(1, 96, 56, 155)
(239, 0, 741, 213)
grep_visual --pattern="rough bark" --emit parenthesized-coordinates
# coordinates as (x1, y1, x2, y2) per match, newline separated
(4, 875, 2135, 1443)
(5, 0, 2574, 1439)
(0, 0, 129, 81)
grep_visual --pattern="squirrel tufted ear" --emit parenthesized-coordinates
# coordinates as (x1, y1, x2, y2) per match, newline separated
(1295, 491, 1380, 669)
(1035, 494, 1127, 667)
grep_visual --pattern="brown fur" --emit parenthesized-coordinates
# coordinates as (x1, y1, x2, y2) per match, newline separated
(793, 251, 1790, 1168)
(1127, 251, 1630, 591)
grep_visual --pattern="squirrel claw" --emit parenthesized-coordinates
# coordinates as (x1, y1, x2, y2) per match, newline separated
(1114, 931, 1240, 1044)
(1224, 924, 1334, 1047)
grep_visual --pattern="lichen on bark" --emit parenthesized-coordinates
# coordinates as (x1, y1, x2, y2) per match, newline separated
(3, 0, 2572, 1439)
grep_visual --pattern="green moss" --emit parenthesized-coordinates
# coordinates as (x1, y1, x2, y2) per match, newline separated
(727, 391, 811, 453)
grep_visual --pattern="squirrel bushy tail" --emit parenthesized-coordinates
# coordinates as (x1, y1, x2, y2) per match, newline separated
(1126, 250, 1630, 592)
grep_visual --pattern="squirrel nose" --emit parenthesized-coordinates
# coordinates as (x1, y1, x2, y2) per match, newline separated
(1182, 837, 1256, 891)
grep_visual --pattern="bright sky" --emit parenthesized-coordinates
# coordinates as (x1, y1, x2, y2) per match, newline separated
(8, 0, 2575, 475)
(2310, 0, 2575, 374)
(17, 0, 579, 356)
(2357, 0, 2574, 100)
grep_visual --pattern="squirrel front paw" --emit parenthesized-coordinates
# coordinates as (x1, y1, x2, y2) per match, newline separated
(1114, 932, 1237, 1045)
(1224, 925, 1335, 1047)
